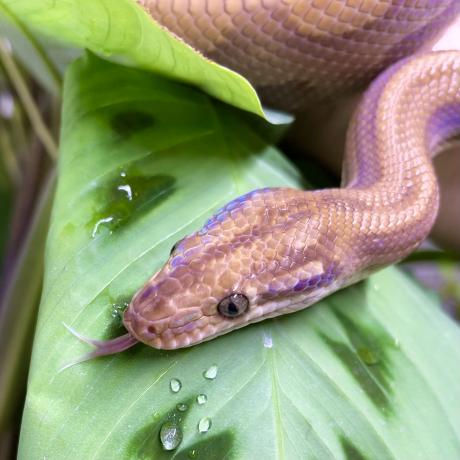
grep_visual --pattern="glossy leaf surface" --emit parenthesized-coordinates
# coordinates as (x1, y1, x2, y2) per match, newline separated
(18, 54, 460, 460)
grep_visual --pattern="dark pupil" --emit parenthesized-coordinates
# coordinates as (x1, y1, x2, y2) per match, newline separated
(218, 293, 249, 318)
(227, 301, 239, 315)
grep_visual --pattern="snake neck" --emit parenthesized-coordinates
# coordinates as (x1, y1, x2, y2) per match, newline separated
(339, 51, 460, 269)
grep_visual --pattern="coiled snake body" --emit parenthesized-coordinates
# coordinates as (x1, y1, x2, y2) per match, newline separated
(70, 1, 460, 358)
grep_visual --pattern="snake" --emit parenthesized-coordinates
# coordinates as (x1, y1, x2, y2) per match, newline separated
(66, 0, 460, 362)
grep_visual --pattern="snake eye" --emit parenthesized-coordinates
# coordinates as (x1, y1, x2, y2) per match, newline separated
(217, 293, 249, 318)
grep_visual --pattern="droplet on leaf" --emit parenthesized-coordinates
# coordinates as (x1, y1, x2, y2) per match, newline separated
(160, 421, 182, 451)
(196, 394, 207, 405)
(197, 417, 212, 433)
(176, 403, 188, 412)
(203, 365, 218, 380)
(170, 378, 182, 393)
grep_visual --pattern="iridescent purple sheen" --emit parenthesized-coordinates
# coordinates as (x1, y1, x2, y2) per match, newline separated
(200, 188, 273, 235)
(293, 266, 337, 292)
(427, 102, 460, 151)
(293, 276, 320, 292)
(139, 284, 156, 301)
(171, 256, 185, 268)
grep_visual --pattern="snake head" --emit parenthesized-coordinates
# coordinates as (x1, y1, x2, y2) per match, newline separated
(123, 188, 344, 349)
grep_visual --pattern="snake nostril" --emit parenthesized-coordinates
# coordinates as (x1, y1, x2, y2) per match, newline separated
(147, 325, 156, 335)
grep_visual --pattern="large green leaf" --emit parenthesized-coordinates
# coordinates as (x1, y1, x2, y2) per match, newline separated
(19, 54, 460, 459)
(0, 0, 263, 116)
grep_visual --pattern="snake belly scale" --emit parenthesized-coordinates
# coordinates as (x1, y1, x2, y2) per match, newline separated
(67, 1, 460, 358)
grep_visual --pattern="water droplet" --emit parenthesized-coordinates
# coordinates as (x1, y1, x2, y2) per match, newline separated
(111, 300, 129, 324)
(196, 394, 207, 405)
(117, 184, 133, 201)
(88, 167, 175, 238)
(91, 216, 114, 238)
(263, 332, 273, 348)
(357, 347, 380, 365)
(188, 449, 198, 458)
(159, 421, 182, 451)
(176, 403, 188, 412)
(203, 365, 218, 380)
(197, 417, 212, 433)
(170, 378, 182, 393)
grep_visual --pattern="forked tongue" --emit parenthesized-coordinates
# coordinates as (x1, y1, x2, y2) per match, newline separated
(60, 323, 138, 372)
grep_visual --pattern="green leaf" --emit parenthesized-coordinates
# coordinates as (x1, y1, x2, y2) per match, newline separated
(19, 54, 460, 460)
(0, 172, 54, 431)
(0, 0, 263, 116)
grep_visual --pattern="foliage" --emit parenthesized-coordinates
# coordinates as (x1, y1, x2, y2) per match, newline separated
(0, 1, 458, 459)
(18, 54, 460, 460)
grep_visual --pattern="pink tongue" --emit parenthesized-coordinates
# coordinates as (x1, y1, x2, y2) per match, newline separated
(60, 323, 138, 372)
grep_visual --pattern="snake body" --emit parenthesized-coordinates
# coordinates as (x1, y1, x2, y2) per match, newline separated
(89, 1, 460, 353)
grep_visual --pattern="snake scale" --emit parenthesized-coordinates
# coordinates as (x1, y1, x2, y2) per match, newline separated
(68, 1, 460, 359)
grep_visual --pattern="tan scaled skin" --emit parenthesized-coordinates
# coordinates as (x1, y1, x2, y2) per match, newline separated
(125, 187, 357, 349)
(124, 49, 460, 349)
(139, 0, 458, 109)
(69, 2, 460, 357)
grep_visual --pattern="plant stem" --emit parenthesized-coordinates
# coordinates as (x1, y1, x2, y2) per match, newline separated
(0, 120, 21, 186)
(0, 39, 58, 161)
(0, 169, 55, 432)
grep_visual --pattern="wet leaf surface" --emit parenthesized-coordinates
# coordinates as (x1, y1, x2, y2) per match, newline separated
(18, 55, 460, 460)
